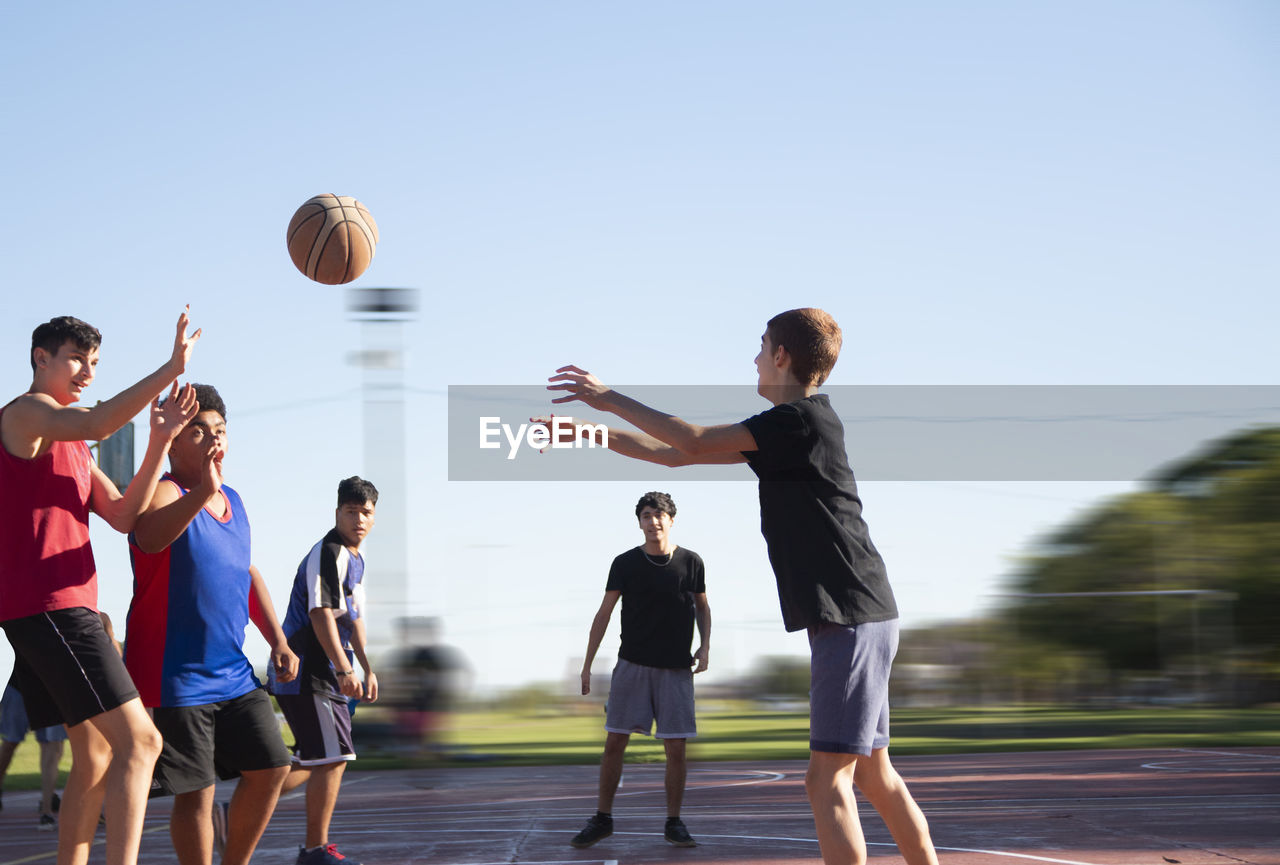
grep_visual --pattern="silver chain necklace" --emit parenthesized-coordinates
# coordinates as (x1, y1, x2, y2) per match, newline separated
(643, 548, 675, 566)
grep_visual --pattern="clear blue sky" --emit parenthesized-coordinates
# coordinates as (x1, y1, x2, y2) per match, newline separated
(1, 2, 1276, 691)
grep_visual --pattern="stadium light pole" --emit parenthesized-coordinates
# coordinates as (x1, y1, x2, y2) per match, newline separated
(347, 287, 419, 649)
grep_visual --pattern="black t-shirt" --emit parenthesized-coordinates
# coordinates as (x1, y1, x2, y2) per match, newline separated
(741, 394, 897, 632)
(605, 546, 706, 669)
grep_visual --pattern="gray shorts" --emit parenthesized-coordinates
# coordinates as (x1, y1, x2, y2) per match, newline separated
(808, 618, 899, 756)
(605, 658, 696, 739)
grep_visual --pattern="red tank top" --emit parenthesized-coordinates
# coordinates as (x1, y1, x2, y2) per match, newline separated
(0, 405, 99, 621)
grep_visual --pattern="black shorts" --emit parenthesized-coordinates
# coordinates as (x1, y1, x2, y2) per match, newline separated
(151, 688, 292, 796)
(2, 607, 138, 728)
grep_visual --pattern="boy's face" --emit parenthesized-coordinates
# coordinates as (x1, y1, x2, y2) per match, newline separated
(637, 506, 673, 546)
(336, 498, 376, 550)
(168, 410, 227, 480)
(754, 330, 785, 395)
(35, 340, 99, 405)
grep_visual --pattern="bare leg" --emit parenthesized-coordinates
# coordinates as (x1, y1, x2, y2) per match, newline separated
(662, 737, 687, 817)
(223, 766, 289, 865)
(806, 750, 866, 865)
(62, 699, 162, 865)
(596, 732, 629, 814)
(280, 762, 310, 795)
(40, 739, 65, 815)
(852, 748, 938, 865)
(0, 739, 19, 790)
(170, 786, 215, 865)
(302, 762, 346, 849)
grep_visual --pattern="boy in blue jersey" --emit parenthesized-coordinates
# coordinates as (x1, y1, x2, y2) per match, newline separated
(125, 384, 299, 865)
(546, 309, 939, 865)
(268, 476, 378, 865)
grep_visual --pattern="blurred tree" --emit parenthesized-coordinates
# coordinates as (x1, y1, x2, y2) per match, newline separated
(1003, 427, 1280, 703)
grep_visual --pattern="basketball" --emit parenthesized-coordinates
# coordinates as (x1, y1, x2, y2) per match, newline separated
(286, 194, 379, 285)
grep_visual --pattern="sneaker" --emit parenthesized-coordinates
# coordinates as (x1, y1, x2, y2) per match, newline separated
(570, 814, 613, 848)
(296, 843, 363, 865)
(38, 814, 57, 831)
(211, 801, 229, 860)
(664, 817, 697, 847)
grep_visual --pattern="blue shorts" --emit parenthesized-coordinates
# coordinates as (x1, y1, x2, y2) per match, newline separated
(808, 619, 899, 755)
(0, 684, 68, 744)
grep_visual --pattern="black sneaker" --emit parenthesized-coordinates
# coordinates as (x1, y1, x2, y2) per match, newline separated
(570, 814, 613, 848)
(38, 814, 57, 831)
(664, 817, 697, 847)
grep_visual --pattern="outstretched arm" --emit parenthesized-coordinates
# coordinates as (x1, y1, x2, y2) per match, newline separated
(532, 416, 747, 467)
(580, 590, 621, 695)
(7, 308, 201, 450)
(130, 437, 222, 553)
(90, 382, 198, 533)
(547, 366, 757, 457)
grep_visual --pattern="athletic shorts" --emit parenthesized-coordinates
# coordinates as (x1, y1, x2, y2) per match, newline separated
(151, 688, 291, 796)
(0, 684, 68, 744)
(2, 607, 138, 728)
(808, 618, 899, 756)
(275, 691, 356, 766)
(604, 658, 696, 739)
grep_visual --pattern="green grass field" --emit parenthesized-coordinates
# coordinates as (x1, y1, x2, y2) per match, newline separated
(4, 703, 1276, 789)
(355, 701, 1280, 769)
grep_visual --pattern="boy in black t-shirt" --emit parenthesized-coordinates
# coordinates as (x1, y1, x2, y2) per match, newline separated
(547, 309, 938, 865)
(570, 492, 710, 850)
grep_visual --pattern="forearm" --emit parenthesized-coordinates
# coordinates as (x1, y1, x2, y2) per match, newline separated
(249, 567, 287, 647)
(78, 362, 182, 442)
(130, 489, 212, 553)
(351, 617, 373, 675)
(309, 609, 353, 671)
(97, 431, 172, 532)
(582, 613, 610, 671)
(695, 606, 711, 650)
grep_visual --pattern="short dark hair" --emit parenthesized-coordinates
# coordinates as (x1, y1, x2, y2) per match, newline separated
(190, 384, 227, 421)
(30, 316, 101, 371)
(635, 491, 676, 520)
(338, 476, 378, 507)
(765, 308, 843, 386)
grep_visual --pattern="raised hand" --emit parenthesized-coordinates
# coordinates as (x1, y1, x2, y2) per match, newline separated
(547, 365, 612, 409)
(170, 305, 202, 373)
(150, 382, 197, 442)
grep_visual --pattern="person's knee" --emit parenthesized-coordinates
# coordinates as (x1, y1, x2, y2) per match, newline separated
(806, 751, 859, 799)
(852, 751, 901, 801)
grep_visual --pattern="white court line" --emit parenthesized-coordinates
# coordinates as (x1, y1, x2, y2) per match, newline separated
(1142, 746, 1280, 770)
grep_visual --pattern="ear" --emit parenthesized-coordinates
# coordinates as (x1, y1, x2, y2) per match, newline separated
(31, 347, 50, 369)
(772, 342, 791, 369)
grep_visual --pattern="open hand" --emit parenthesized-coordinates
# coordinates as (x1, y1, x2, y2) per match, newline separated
(547, 366, 612, 410)
(170, 306, 202, 373)
(151, 382, 197, 442)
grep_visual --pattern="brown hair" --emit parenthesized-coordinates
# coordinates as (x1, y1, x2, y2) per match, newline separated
(765, 308, 842, 386)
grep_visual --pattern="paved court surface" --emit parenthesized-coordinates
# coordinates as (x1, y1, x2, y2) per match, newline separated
(1, 748, 1277, 864)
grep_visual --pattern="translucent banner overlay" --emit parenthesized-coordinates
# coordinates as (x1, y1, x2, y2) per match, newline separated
(447, 385, 1280, 482)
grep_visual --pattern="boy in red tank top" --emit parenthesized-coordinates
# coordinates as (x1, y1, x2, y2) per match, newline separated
(0, 310, 200, 865)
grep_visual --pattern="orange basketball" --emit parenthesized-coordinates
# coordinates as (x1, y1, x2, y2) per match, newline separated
(286, 194, 379, 285)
